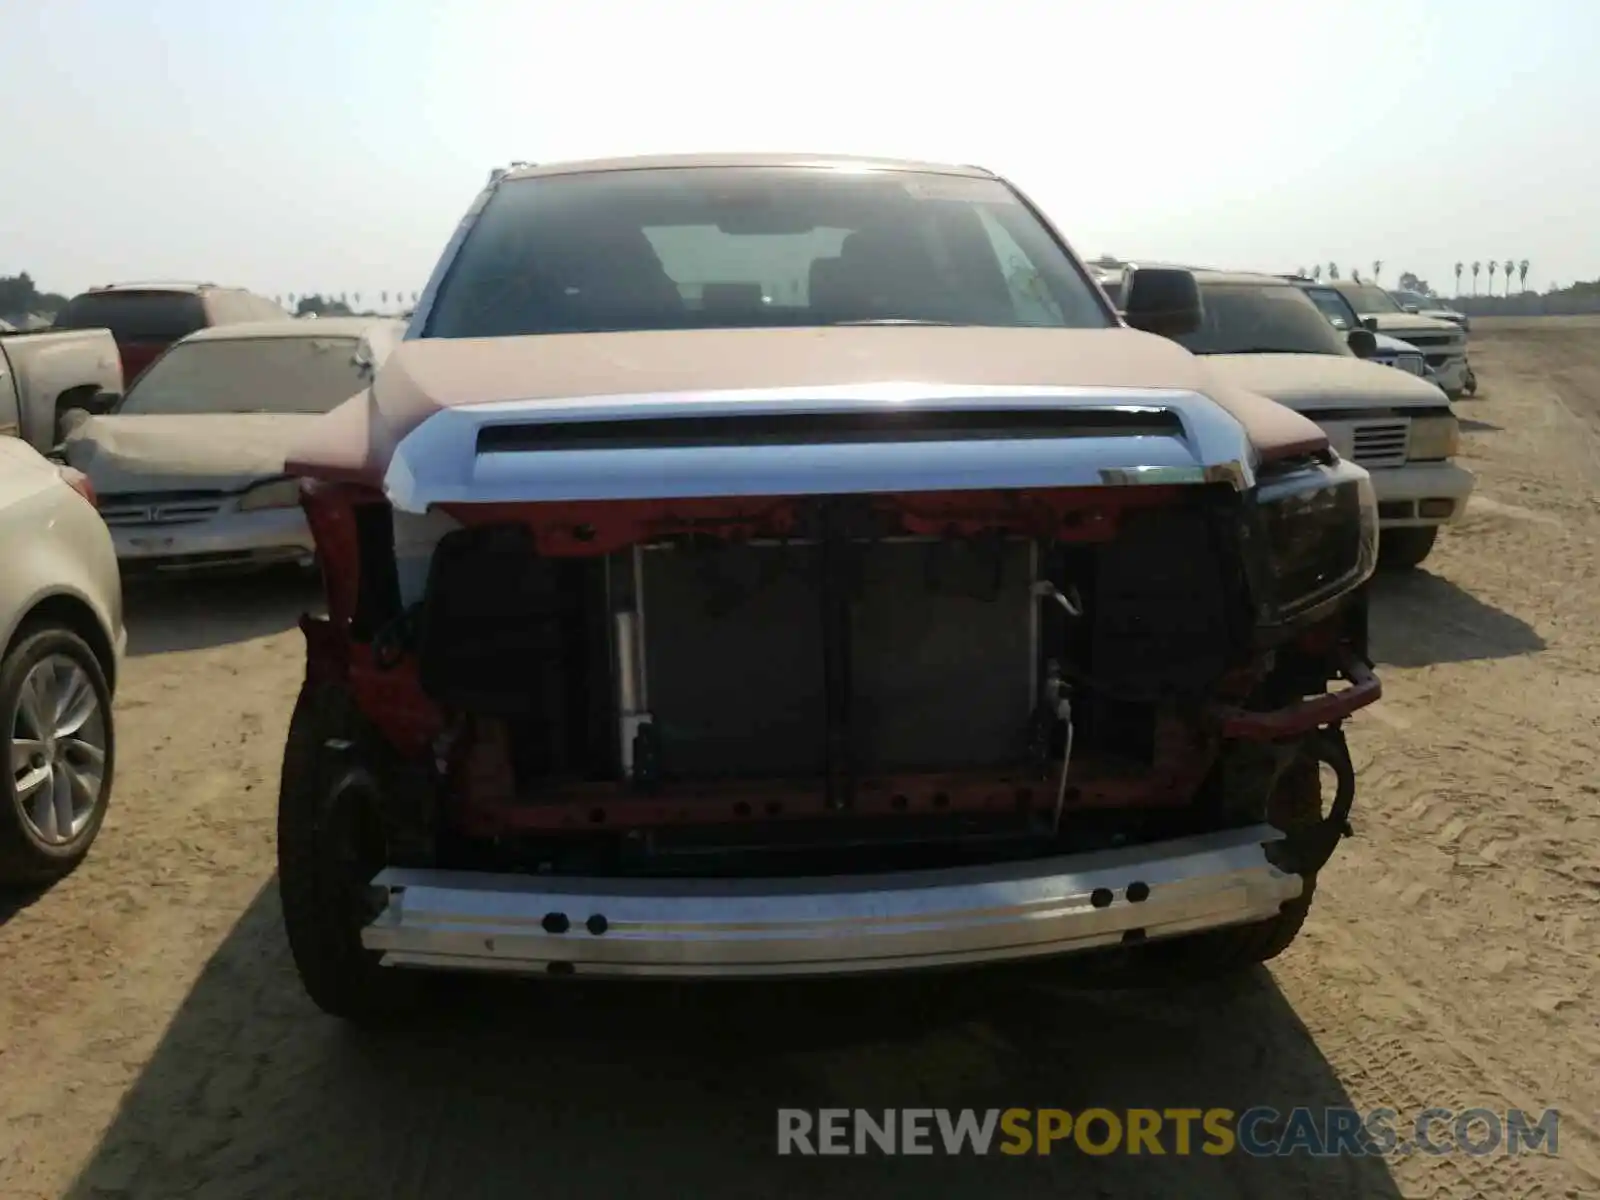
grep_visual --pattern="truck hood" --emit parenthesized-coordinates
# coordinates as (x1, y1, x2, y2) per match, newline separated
(62, 412, 326, 495)
(1358, 312, 1462, 336)
(1201, 354, 1450, 412)
(287, 326, 1329, 488)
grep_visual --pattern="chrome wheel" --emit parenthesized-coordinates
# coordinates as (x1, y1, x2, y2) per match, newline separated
(9, 654, 108, 845)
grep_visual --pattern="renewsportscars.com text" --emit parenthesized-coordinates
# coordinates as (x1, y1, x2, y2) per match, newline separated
(776, 1107, 1561, 1158)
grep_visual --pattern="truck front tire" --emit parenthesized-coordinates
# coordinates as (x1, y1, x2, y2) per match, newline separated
(1379, 526, 1440, 571)
(277, 683, 425, 1024)
(1134, 756, 1322, 978)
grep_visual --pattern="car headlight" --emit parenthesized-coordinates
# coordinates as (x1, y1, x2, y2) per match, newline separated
(1393, 353, 1426, 376)
(1407, 414, 1460, 461)
(236, 478, 303, 511)
(1251, 458, 1378, 621)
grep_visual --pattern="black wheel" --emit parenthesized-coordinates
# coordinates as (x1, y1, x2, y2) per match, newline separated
(1462, 369, 1478, 397)
(277, 683, 426, 1023)
(1131, 756, 1323, 979)
(1378, 526, 1439, 571)
(0, 627, 115, 885)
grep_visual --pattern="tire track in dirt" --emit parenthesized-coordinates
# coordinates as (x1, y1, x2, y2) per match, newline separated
(1267, 317, 1600, 1198)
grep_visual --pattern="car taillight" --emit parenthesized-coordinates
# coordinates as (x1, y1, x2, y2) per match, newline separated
(57, 465, 97, 508)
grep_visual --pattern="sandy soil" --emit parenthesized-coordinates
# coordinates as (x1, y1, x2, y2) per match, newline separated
(2, 318, 1598, 1199)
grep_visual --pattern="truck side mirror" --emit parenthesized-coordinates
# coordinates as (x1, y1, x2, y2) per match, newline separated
(1362, 317, 1380, 332)
(1121, 268, 1203, 338)
(1347, 329, 1378, 359)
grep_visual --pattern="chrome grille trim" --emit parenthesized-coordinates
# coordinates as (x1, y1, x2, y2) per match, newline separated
(385, 382, 1260, 512)
(98, 491, 228, 528)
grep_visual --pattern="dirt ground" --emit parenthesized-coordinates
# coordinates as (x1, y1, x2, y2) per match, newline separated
(2, 318, 1598, 1199)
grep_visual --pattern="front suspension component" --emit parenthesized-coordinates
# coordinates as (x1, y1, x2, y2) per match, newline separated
(1275, 725, 1356, 876)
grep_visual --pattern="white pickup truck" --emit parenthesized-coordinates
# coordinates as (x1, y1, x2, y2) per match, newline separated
(1160, 268, 1473, 569)
(0, 329, 123, 451)
(1093, 265, 1472, 569)
(1321, 282, 1471, 399)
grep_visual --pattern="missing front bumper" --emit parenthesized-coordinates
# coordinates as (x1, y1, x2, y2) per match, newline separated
(361, 824, 1301, 979)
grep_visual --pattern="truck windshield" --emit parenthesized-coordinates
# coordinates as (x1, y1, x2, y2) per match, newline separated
(422, 166, 1111, 337)
(117, 336, 367, 416)
(1303, 286, 1363, 331)
(1334, 284, 1402, 314)
(1175, 283, 1353, 356)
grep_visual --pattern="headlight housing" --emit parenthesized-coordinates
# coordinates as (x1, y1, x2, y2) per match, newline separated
(1407, 414, 1460, 461)
(1393, 352, 1426, 376)
(237, 478, 303, 511)
(1250, 457, 1378, 622)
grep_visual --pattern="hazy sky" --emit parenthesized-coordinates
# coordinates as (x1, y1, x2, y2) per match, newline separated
(4, 0, 1595, 302)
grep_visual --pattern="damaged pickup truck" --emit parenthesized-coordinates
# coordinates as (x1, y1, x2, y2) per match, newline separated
(277, 154, 1383, 1022)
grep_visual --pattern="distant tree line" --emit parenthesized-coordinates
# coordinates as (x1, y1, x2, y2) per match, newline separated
(1292, 260, 1539, 298)
(1544, 278, 1600, 300)
(0, 272, 70, 318)
(293, 294, 355, 317)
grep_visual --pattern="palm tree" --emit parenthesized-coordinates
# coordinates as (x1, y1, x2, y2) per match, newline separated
(1312, 264, 1323, 281)
(1372, 260, 1383, 283)
(1503, 260, 1515, 294)
(1471, 261, 1481, 295)
(1487, 261, 1498, 294)
(1328, 262, 1340, 280)
(1519, 259, 1530, 291)
(1454, 262, 1463, 296)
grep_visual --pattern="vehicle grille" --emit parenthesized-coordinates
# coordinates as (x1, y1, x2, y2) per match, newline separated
(1349, 420, 1410, 468)
(1376, 353, 1426, 376)
(98, 490, 227, 527)
(1395, 332, 1459, 350)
